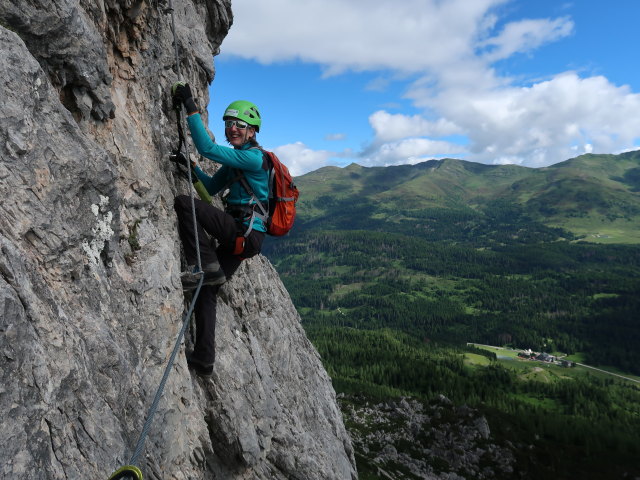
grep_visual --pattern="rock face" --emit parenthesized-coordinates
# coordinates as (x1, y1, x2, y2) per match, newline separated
(0, 1, 357, 479)
(342, 395, 515, 480)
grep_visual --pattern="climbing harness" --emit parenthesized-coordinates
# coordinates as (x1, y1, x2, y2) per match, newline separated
(107, 1, 207, 478)
(218, 148, 268, 256)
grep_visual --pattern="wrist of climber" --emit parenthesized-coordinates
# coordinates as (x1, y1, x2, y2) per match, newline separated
(184, 97, 199, 116)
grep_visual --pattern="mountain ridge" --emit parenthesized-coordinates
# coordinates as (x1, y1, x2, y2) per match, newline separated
(294, 150, 640, 243)
(263, 151, 640, 479)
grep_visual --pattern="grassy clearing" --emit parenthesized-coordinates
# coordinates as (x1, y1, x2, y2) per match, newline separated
(592, 293, 620, 300)
(518, 366, 559, 383)
(468, 344, 521, 358)
(564, 352, 587, 363)
(469, 345, 640, 384)
(511, 392, 562, 410)
(575, 364, 640, 383)
(463, 353, 492, 366)
(554, 217, 640, 244)
(331, 282, 366, 299)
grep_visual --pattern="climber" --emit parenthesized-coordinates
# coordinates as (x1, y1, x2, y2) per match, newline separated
(171, 82, 269, 377)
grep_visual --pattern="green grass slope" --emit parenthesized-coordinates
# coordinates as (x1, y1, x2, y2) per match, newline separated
(294, 150, 640, 243)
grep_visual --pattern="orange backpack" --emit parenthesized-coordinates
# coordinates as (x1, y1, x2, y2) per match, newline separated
(262, 150, 299, 236)
(232, 149, 299, 237)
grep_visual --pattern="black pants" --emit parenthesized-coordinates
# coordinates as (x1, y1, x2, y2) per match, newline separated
(174, 195, 265, 364)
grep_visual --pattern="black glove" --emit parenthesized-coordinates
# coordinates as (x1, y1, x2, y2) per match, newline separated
(169, 151, 197, 183)
(171, 82, 199, 114)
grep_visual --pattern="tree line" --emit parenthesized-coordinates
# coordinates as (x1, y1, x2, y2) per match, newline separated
(265, 230, 640, 374)
(308, 326, 640, 479)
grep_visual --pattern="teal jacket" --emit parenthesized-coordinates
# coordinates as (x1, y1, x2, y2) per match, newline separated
(187, 113, 269, 232)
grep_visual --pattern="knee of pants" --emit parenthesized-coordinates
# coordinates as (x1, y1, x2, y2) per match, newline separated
(196, 285, 219, 309)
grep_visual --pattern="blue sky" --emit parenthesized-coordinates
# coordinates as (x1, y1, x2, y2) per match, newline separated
(205, 0, 640, 176)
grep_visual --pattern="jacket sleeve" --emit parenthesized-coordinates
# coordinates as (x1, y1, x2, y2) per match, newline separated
(193, 164, 229, 196)
(187, 113, 263, 171)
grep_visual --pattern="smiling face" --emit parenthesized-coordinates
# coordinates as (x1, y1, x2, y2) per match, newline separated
(224, 118, 256, 147)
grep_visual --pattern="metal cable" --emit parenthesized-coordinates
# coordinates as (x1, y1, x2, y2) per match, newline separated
(120, 0, 206, 473)
(128, 278, 204, 466)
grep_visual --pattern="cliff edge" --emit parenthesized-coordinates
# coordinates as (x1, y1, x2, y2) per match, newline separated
(0, 0, 356, 478)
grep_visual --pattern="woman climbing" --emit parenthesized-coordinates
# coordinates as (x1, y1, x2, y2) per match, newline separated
(171, 82, 269, 376)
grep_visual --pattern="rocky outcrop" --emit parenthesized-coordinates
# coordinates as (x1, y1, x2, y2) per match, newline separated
(342, 395, 515, 480)
(0, 1, 356, 478)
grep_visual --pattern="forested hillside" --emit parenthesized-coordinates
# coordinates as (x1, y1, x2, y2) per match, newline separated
(263, 151, 640, 479)
(267, 231, 640, 373)
(266, 151, 640, 373)
(294, 150, 640, 243)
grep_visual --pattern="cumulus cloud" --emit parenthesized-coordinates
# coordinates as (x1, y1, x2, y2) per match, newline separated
(225, 0, 640, 171)
(360, 138, 465, 167)
(273, 142, 333, 177)
(433, 72, 640, 166)
(369, 111, 461, 143)
(224, 0, 507, 74)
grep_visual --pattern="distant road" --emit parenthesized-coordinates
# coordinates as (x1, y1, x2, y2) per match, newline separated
(467, 343, 640, 385)
(573, 362, 640, 384)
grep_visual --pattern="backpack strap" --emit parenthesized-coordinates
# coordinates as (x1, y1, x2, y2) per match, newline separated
(223, 149, 271, 241)
(232, 168, 269, 221)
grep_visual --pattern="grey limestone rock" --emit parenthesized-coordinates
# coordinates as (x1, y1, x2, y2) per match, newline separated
(0, 1, 356, 478)
(343, 396, 515, 480)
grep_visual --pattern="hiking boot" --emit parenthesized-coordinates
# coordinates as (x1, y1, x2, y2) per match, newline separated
(186, 350, 214, 377)
(181, 262, 226, 290)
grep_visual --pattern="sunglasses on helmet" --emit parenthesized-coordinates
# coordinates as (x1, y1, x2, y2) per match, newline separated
(224, 119, 250, 129)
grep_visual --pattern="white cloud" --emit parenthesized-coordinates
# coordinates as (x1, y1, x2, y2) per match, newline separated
(478, 17, 574, 62)
(361, 138, 465, 167)
(432, 72, 640, 166)
(273, 142, 333, 177)
(224, 0, 640, 170)
(390, 69, 640, 167)
(492, 156, 524, 166)
(369, 111, 461, 143)
(224, 0, 508, 74)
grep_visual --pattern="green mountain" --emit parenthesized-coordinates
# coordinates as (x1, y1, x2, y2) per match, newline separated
(295, 150, 640, 243)
(265, 150, 640, 368)
(263, 151, 640, 479)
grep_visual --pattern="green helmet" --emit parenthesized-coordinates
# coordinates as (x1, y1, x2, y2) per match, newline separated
(223, 100, 262, 132)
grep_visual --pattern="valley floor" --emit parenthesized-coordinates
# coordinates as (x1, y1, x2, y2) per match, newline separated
(467, 342, 640, 384)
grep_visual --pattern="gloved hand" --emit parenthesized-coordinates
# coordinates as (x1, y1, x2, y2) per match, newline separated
(171, 81, 199, 115)
(169, 150, 197, 181)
